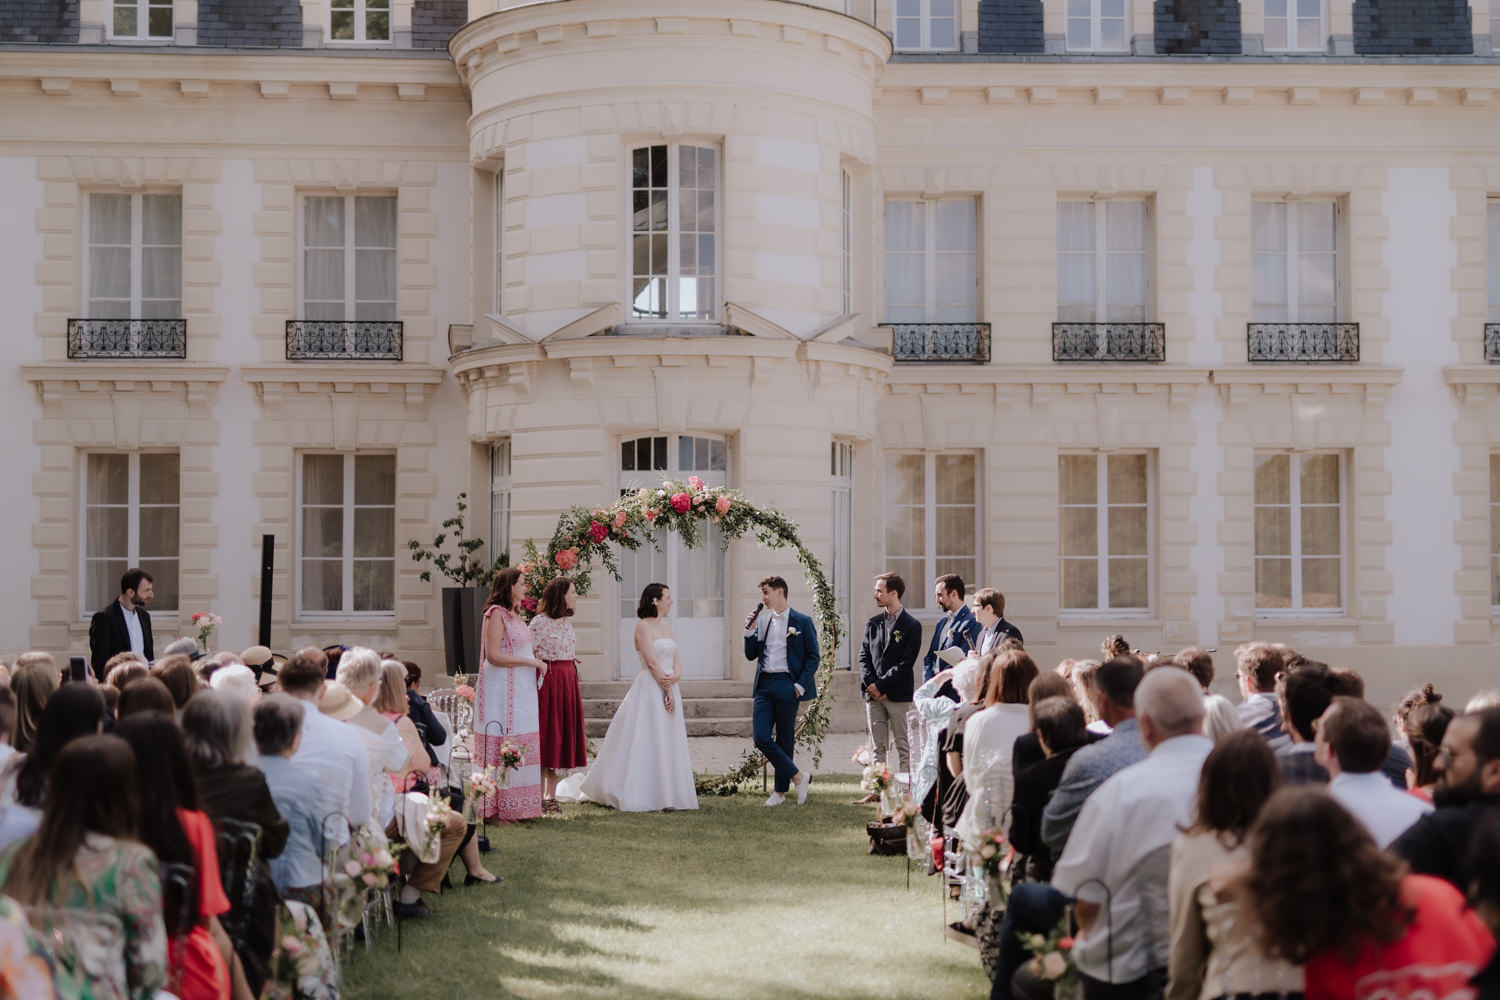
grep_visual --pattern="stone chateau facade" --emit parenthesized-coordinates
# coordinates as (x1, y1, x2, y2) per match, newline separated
(3, 0, 1500, 713)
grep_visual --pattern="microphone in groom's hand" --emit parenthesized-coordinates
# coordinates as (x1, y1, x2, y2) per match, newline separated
(744, 602, 764, 630)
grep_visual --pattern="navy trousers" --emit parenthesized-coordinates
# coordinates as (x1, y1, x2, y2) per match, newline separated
(753, 672, 800, 792)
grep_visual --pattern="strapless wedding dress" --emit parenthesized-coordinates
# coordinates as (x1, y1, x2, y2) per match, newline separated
(555, 637, 699, 812)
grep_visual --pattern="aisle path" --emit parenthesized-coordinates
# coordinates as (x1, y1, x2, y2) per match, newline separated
(343, 777, 986, 1000)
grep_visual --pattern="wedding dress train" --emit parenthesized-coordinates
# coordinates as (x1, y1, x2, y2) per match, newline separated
(555, 636, 699, 812)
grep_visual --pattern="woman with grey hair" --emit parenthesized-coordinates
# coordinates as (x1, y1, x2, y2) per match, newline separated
(253, 695, 326, 903)
(182, 690, 288, 856)
(209, 663, 260, 707)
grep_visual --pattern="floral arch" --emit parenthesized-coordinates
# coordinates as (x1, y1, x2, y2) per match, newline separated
(514, 477, 842, 795)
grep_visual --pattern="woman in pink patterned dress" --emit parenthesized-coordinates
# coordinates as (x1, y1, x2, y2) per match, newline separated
(478, 567, 546, 821)
(530, 577, 588, 814)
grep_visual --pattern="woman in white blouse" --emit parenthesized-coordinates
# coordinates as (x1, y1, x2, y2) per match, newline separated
(956, 648, 1039, 848)
(530, 577, 587, 814)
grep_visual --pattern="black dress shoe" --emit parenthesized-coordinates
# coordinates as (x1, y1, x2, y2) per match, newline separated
(440, 874, 453, 890)
(465, 873, 504, 886)
(394, 899, 431, 919)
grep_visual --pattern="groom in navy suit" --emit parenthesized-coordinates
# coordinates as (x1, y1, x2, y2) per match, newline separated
(744, 575, 820, 807)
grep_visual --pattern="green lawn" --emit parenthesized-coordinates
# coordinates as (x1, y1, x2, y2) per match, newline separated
(342, 779, 987, 999)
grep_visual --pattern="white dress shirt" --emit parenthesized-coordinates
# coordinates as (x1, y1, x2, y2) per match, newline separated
(1328, 770, 1433, 848)
(1052, 733, 1214, 985)
(291, 702, 374, 843)
(120, 601, 144, 657)
(761, 610, 790, 673)
(955, 703, 1031, 846)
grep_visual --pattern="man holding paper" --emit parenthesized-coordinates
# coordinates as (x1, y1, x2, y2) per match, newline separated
(923, 574, 982, 681)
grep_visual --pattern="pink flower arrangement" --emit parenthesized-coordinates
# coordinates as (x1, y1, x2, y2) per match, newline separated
(715, 495, 732, 515)
(688, 476, 705, 491)
(612, 509, 628, 529)
(520, 595, 537, 613)
(554, 548, 578, 570)
(455, 683, 475, 702)
(670, 492, 691, 513)
(588, 521, 609, 543)
(518, 561, 535, 574)
(644, 508, 659, 524)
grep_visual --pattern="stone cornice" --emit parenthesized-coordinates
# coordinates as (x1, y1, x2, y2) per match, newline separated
(242, 363, 445, 405)
(1211, 364, 1403, 405)
(1443, 364, 1500, 404)
(22, 362, 229, 405)
(888, 364, 1212, 393)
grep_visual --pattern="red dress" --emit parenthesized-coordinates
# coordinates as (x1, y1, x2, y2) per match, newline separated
(1305, 874, 1495, 1000)
(169, 808, 231, 1000)
(530, 613, 588, 770)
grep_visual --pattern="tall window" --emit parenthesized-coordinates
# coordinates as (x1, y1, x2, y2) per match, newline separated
(618, 435, 727, 678)
(1264, 0, 1322, 52)
(1059, 453, 1150, 613)
(841, 170, 853, 316)
(82, 453, 179, 615)
(112, 0, 172, 39)
(884, 199, 978, 323)
(831, 441, 854, 669)
(492, 171, 504, 315)
(87, 193, 181, 318)
(1491, 454, 1500, 609)
(1066, 0, 1128, 52)
(490, 440, 511, 566)
(1254, 452, 1342, 613)
(299, 454, 396, 615)
(302, 195, 397, 321)
(1057, 199, 1149, 323)
(330, 0, 390, 42)
(630, 144, 718, 321)
(884, 453, 977, 613)
(894, 0, 957, 51)
(1487, 202, 1500, 323)
(1252, 201, 1339, 323)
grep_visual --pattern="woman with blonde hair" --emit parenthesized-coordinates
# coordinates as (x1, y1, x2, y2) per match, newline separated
(958, 650, 1039, 845)
(10, 657, 58, 755)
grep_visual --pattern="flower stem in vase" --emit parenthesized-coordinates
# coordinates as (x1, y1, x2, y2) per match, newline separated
(499, 769, 510, 789)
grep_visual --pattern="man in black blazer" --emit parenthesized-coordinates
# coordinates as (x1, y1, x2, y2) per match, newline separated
(857, 572, 923, 800)
(88, 567, 155, 678)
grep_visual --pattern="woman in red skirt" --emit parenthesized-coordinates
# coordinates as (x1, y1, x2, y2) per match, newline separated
(531, 577, 588, 814)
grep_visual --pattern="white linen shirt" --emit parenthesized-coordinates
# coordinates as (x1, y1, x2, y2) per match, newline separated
(1051, 733, 1214, 985)
(761, 610, 790, 673)
(1328, 770, 1433, 848)
(120, 601, 145, 657)
(291, 702, 374, 844)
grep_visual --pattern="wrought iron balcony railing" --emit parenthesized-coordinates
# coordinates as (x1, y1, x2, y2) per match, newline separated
(285, 320, 403, 361)
(883, 322, 991, 363)
(1052, 322, 1165, 363)
(1486, 324, 1500, 363)
(1247, 322, 1359, 363)
(67, 318, 186, 359)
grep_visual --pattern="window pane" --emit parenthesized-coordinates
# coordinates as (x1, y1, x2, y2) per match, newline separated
(115, 4, 138, 35)
(302, 510, 342, 559)
(1298, 202, 1335, 252)
(935, 200, 975, 252)
(1060, 508, 1098, 557)
(884, 508, 923, 559)
(885, 202, 924, 252)
(355, 454, 396, 505)
(1266, 0, 1286, 14)
(1062, 559, 1098, 609)
(1301, 558, 1340, 608)
(887, 454, 925, 506)
(1252, 203, 1287, 252)
(1106, 454, 1147, 504)
(1301, 505, 1340, 556)
(331, 10, 354, 39)
(142, 194, 180, 245)
(1059, 455, 1096, 505)
(355, 197, 396, 248)
(139, 506, 179, 557)
(1264, 19, 1287, 49)
(1255, 506, 1291, 557)
(1296, 17, 1321, 48)
(1300, 453, 1339, 504)
(936, 558, 975, 592)
(86, 507, 128, 560)
(1106, 202, 1146, 252)
(142, 248, 181, 303)
(354, 561, 394, 612)
(89, 248, 132, 303)
(366, 8, 390, 40)
(1256, 558, 1292, 608)
(888, 560, 925, 605)
(1108, 507, 1148, 557)
(303, 561, 343, 611)
(88, 454, 130, 505)
(1298, 253, 1337, 312)
(138, 453, 179, 505)
(935, 507, 975, 557)
(1057, 203, 1095, 251)
(934, 454, 975, 504)
(1254, 454, 1290, 504)
(137, 558, 177, 612)
(305, 197, 344, 248)
(147, 4, 171, 36)
(1107, 558, 1148, 609)
(354, 507, 394, 559)
(87, 559, 127, 613)
(303, 455, 344, 505)
(895, 18, 921, 48)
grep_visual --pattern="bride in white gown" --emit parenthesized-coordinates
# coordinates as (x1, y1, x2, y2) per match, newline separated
(555, 583, 699, 812)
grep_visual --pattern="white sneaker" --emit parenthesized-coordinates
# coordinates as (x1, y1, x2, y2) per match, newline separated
(764, 792, 786, 807)
(794, 771, 811, 805)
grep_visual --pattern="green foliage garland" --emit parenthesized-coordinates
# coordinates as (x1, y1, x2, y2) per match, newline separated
(514, 476, 843, 795)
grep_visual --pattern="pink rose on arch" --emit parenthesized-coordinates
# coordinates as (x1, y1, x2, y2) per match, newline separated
(644, 508, 659, 524)
(588, 522, 609, 543)
(715, 495, 732, 515)
(554, 548, 579, 571)
(688, 476, 705, 491)
(637, 488, 650, 500)
(520, 595, 538, 612)
(670, 492, 692, 513)
(612, 510, 628, 529)
(518, 561, 535, 574)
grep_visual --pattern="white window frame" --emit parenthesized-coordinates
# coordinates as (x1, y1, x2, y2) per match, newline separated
(1057, 198, 1152, 323)
(1263, 0, 1325, 53)
(296, 453, 397, 619)
(298, 193, 398, 322)
(884, 451, 979, 614)
(893, 0, 958, 52)
(79, 451, 180, 618)
(492, 171, 504, 316)
(109, 0, 173, 40)
(1066, 0, 1129, 53)
(1253, 451, 1346, 617)
(627, 142, 721, 323)
(1487, 201, 1500, 323)
(84, 191, 182, 319)
(1251, 199, 1341, 323)
(831, 441, 855, 669)
(490, 440, 511, 566)
(328, 0, 392, 44)
(883, 197, 980, 323)
(1058, 452, 1153, 616)
(841, 169, 853, 316)
(1491, 453, 1500, 612)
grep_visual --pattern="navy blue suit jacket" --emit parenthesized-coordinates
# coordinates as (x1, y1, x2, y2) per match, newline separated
(744, 608, 819, 702)
(858, 609, 923, 703)
(923, 604, 982, 680)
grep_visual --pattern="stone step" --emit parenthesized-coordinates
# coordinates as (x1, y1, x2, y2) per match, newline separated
(585, 716, 754, 739)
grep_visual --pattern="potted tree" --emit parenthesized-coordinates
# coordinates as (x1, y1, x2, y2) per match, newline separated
(407, 492, 507, 676)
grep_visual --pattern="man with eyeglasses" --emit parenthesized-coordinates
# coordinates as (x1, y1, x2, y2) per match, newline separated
(1392, 707, 1500, 891)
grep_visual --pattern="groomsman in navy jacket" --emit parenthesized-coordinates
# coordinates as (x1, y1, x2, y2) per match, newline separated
(856, 572, 923, 801)
(922, 574, 981, 682)
(744, 575, 820, 807)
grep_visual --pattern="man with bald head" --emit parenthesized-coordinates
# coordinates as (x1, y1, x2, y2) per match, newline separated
(1047, 666, 1211, 1000)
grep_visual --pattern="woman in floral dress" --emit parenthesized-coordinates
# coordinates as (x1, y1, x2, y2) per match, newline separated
(530, 577, 588, 813)
(478, 567, 546, 821)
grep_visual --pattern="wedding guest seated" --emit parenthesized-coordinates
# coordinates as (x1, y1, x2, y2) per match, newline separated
(0, 684, 105, 851)
(252, 696, 328, 910)
(1316, 696, 1431, 848)
(1275, 663, 1348, 785)
(1166, 730, 1302, 1000)
(0, 735, 168, 999)
(209, 663, 262, 709)
(1470, 690, 1500, 714)
(936, 656, 988, 844)
(150, 653, 200, 713)
(10, 655, 58, 754)
(105, 656, 149, 693)
(1010, 697, 1093, 883)
(957, 650, 1039, 848)
(1245, 788, 1495, 1000)
(333, 647, 409, 830)
(1050, 667, 1212, 1000)
(1405, 692, 1456, 802)
(1070, 659, 1108, 734)
(1011, 672, 1075, 775)
(1392, 707, 1500, 891)
(118, 676, 178, 719)
(278, 649, 372, 846)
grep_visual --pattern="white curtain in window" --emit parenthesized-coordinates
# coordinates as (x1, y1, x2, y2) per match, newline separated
(354, 197, 397, 321)
(1489, 203, 1500, 322)
(89, 194, 133, 318)
(1104, 201, 1147, 322)
(141, 195, 181, 318)
(884, 202, 926, 323)
(934, 199, 977, 322)
(1251, 203, 1289, 322)
(1057, 201, 1097, 322)
(1296, 201, 1337, 323)
(304, 197, 345, 321)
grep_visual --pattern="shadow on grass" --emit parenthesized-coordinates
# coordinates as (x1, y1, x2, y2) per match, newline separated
(341, 780, 985, 1000)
